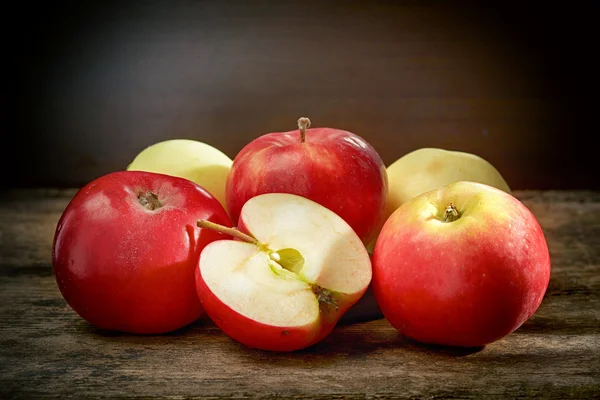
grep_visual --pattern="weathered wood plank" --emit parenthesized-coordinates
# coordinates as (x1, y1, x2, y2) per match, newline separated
(0, 189, 599, 398)
(0, 189, 76, 269)
(1, 274, 598, 399)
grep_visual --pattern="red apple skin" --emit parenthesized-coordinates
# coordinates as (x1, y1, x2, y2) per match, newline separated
(373, 181, 551, 347)
(225, 125, 388, 243)
(195, 266, 346, 352)
(52, 171, 232, 334)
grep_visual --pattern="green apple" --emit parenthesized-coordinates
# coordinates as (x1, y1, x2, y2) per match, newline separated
(366, 147, 511, 253)
(127, 139, 232, 209)
(385, 147, 510, 220)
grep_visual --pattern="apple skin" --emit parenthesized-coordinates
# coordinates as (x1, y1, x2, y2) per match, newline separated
(52, 171, 232, 334)
(373, 181, 551, 347)
(225, 123, 388, 243)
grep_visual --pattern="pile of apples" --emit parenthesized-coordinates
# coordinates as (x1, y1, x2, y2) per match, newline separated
(52, 117, 551, 351)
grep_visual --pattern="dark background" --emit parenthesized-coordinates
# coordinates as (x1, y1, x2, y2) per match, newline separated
(9, 0, 597, 190)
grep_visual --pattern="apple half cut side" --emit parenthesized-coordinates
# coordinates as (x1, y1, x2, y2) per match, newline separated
(195, 193, 372, 351)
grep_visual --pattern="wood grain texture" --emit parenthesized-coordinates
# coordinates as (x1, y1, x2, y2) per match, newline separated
(1, 189, 599, 399)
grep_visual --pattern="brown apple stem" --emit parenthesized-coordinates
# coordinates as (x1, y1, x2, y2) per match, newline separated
(443, 202, 461, 222)
(297, 117, 311, 143)
(197, 220, 258, 245)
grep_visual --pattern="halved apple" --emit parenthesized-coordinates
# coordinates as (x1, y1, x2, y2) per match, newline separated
(195, 193, 372, 351)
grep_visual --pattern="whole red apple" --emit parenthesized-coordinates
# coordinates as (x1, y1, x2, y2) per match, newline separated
(52, 171, 232, 334)
(373, 181, 551, 347)
(226, 117, 388, 243)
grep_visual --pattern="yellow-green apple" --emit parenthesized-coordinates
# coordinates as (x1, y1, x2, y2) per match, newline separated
(52, 171, 232, 334)
(127, 139, 232, 209)
(373, 181, 551, 347)
(195, 193, 372, 351)
(365, 147, 511, 252)
(385, 147, 510, 221)
(225, 117, 388, 244)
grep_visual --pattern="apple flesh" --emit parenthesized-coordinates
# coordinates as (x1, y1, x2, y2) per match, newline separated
(196, 193, 372, 351)
(225, 118, 388, 244)
(373, 181, 551, 347)
(127, 139, 232, 209)
(52, 171, 232, 334)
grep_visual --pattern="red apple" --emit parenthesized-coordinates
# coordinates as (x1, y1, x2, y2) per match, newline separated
(373, 181, 551, 347)
(195, 193, 372, 351)
(225, 117, 388, 243)
(52, 171, 232, 334)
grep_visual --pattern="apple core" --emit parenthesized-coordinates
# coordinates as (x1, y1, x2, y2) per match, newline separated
(197, 219, 339, 312)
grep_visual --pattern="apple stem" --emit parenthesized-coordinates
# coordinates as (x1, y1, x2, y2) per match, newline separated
(443, 202, 461, 222)
(297, 117, 311, 143)
(197, 220, 258, 245)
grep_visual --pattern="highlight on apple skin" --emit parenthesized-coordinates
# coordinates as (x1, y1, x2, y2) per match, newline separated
(225, 117, 388, 244)
(195, 193, 373, 351)
(372, 181, 551, 347)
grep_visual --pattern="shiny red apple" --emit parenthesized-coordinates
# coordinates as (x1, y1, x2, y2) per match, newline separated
(373, 181, 551, 347)
(52, 171, 232, 334)
(225, 117, 388, 243)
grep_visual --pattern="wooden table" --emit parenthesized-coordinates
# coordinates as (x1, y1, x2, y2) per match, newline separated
(1, 189, 599, 399)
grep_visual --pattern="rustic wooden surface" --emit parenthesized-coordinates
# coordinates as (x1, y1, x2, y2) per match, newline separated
(0, 189, 599, 399)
